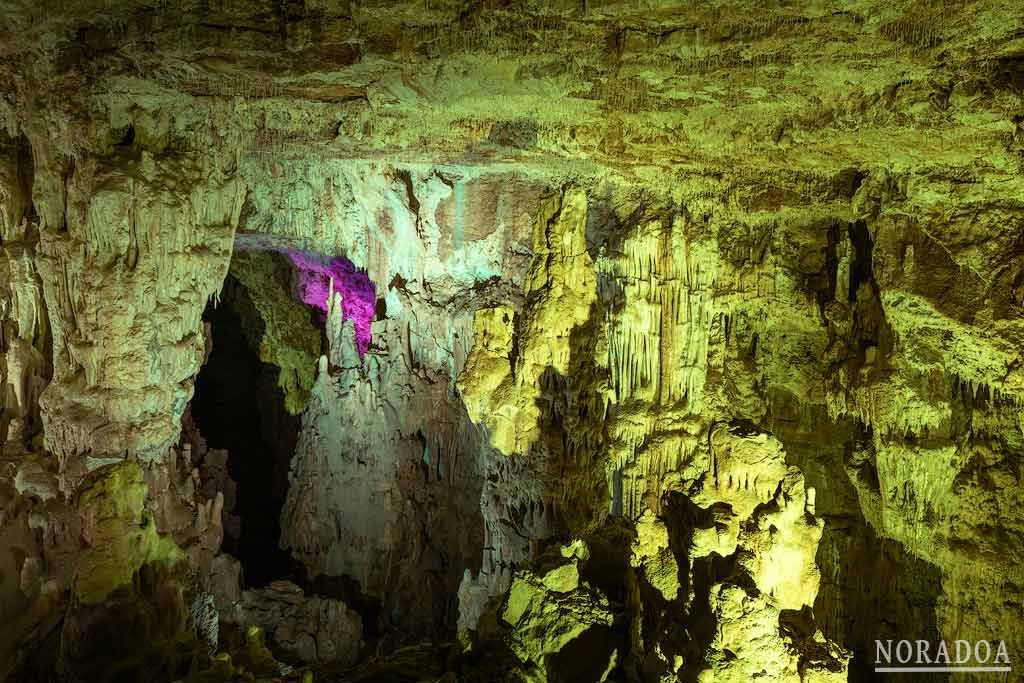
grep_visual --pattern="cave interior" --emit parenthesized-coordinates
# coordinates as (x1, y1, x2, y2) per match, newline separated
(0, 1, 1022, 682)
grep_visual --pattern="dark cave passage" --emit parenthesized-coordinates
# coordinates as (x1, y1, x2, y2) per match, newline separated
(191, 274, 301, 587)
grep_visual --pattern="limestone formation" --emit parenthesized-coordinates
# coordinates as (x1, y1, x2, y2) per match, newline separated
(689, 425, 850, 682)
(218, 579, 363, 668)
(499, 550, 615, 680)
(0, 0, 1022, 681)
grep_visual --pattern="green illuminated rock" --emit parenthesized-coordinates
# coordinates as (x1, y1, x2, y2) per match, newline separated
(0, 0, 1021, 680)
(73, 461, 183, 605)
(226, 250, 319, 415)
(501, 560, 614, 676)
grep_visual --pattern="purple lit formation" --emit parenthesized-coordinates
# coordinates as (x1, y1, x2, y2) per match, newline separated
(286, 251, 376, 356)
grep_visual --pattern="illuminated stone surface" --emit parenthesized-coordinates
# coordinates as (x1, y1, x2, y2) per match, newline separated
(0, 0, 1021, 681)
(285, 250, 376, 356)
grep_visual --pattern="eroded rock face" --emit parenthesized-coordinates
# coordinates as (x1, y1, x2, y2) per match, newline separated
(459, 188, 598, 458)
(0, 134, 48, 452)
(0, 0, 1022, 681)
(278, 167, 540, 639)
(217, 578, 363, 668)
(223, 250, 321, 416)
(690, 425, 850, 682)
(500, 547, 615, 680)
(36, 152, 244, 464)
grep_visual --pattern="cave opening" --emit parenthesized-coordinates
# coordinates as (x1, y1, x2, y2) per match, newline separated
(190, 273, 302, 587)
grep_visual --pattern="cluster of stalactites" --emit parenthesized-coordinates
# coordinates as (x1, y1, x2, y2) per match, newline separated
(599, 217, 718, 409)
(609, 432, 703, 519)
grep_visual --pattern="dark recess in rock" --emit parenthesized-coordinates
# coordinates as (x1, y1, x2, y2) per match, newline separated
(191, 275, 300, 587)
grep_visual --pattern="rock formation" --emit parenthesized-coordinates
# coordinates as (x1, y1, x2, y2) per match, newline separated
(0, 0, 1022, 681)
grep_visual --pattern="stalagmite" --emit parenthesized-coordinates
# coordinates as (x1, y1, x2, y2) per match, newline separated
(0, 2, 1022, 680)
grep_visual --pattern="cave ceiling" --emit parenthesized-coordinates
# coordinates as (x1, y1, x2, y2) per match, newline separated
(0, 1, 1022, 682)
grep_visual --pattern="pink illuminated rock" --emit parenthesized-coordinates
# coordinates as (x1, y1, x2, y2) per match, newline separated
(286, 251, 376, 355)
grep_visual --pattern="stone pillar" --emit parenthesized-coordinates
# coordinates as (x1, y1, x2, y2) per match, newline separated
(33, 150, 244, 469)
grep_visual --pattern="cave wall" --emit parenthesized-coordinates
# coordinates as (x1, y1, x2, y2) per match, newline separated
(35, 148, 245, 466)
(0, 0, 1021, 681)
(276, 166, 542, 639)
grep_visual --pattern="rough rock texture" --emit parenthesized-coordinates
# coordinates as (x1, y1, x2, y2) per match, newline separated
(224, 249, 321, 415)
(36, 151, 245, 464)
(689, 425, 850, 682)
(0, 0, 1022, 681)
(278, 166, 539, 639)
(459, 188, 598, 459)
(215, 576, 363, 668)
(72, 461, 183, 605)
(500, 550, 615, 681)
(285, 250, 376, 355)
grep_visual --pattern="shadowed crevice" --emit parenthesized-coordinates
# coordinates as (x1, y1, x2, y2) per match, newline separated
(191, 274, 300, 587)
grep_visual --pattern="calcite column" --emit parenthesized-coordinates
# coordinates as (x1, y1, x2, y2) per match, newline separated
(688, 424, 851, 682)
(457, 187, 599, 456)
(33, 150, 244, 467)
(0, 135, 49, 448)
